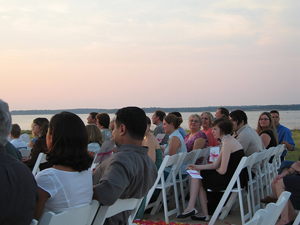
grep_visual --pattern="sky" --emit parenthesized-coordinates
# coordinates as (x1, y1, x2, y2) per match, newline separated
(1, 0, 300, 111)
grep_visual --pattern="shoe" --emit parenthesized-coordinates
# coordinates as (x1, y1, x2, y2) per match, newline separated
(260, 196, 277, 204)
(176, 209, 198, 219)
(191, 215, 210, 221)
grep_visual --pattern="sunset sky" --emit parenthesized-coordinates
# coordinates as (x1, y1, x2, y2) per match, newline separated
(1, 0, 299, 111)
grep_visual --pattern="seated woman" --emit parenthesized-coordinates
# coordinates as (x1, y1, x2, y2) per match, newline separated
(34, 112, 93, 220)
(200, 112, 218, 147)
(142, 116, 163, 170)
(169, 111, 186, 139)
(23, 118, 52, 171)
(256, 112, 278, 149)
(273, 160, 300, 225)
(162, 114, 187, 177)
(86, 124, 104, 158)
(177, 118, 247, 221)
(29, 123, 39, 148)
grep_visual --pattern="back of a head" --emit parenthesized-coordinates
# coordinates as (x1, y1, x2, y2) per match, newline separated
(155, 110, 166, 122)
(47, 111, 92, 171)
(115, 107, 147, 140)
(146, 116, 151, 125)
(219, 107, 229, 117)
(96, 113, 110, 128)
(169, 112, 183, 125)
(0, 99, 12, 146)
(86, 124, 103, 144)
(212, 117, 233, 135)
(164, 114, 181, 129)
(11, 124, 21, 138)
(229, 110, 248, 125)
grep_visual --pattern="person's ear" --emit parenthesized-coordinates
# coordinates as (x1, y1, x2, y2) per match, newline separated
(119, 124, 126, 136)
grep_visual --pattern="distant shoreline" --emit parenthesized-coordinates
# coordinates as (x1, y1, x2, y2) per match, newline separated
(11, 104, 300, 115)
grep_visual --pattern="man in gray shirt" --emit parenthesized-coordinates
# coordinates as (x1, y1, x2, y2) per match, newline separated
(152, 110, 169, 145)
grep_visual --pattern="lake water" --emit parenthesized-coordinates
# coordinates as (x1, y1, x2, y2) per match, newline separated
(11, 111, 300, 131)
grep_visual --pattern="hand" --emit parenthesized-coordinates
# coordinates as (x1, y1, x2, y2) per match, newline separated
(186, 164, 200, 171)
(22, 156, 28, 162)
(273, 173, 285, 184)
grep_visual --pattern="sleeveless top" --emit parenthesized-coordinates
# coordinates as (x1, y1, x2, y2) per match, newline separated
(260, 129, 277, 148)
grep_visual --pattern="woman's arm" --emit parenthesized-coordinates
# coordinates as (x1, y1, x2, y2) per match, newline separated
(260, 133, 271, 148)
(168, 136, 181, 156)
(34, 187, 50, 220)
(143, 138, 156, 163)
(192, 137, 206, 150)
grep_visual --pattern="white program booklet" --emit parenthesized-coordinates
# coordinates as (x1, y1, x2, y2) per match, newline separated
(209, 146, 220, 162)
(155, 133, 166, 143)
(187, 170, 203, 179)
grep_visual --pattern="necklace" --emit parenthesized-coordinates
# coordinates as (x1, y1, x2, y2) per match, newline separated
(222, 134, 230, 143)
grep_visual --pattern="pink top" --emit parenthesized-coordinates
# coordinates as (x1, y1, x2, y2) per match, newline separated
(202, 128, 218, 147)
(184, 131, 208, 152)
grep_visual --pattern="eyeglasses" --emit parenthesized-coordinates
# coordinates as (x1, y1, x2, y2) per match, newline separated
(189, 119, 199, 123)
(202, 117, 209, 120)
(259, 118, 269, 121)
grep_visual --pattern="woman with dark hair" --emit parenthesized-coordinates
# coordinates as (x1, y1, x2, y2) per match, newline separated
(143, 116, 163, 170)
(23, 117, 51, 171)
(162, 114, 188, 176)
(169, 111, 186, 138)
(256, 112, 278, 149)
(34, 112, 93, 220)
(177, 117, 246, 221)
(86, 125, 104, 158)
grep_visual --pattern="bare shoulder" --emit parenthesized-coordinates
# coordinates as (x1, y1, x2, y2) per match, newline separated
(223, 136, 242, 152)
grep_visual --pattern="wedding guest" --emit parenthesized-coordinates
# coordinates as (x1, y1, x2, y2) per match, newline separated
(152, 110, 169, 145)
(200, 112, 218, 147)
(215, 107, 229, 119)
(34, 112, 93, 220)
(177, 118, 247, 221)
(96, 113, 112, 141)
(29, 123, 39, 148)
(87, 112, 98, 125)
(185, 114, 208, 154)
(256, 112, 278, 149)
(110, 117, 116, 131)
(270, 110, 295, 162)
(86, 125, 104, 158)
(9, 124, 27, 150)
(23, 118, 52, 171)
(169, 111, 186, 138)
(0, 99, 38, 225)
(162, 114, 188, 177)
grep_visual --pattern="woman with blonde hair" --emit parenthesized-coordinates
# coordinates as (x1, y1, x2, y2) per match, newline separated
(200, 112, 218, 147)
(86, 125, 104, 158)
(256, 112, 278, 149)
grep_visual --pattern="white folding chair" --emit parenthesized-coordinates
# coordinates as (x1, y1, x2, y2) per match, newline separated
(32, 153, 47, 176)
(20, 133, 30, 144)
(244, 209, 268, 225)
(19, 148, 31, 158)
(38, 200, 99, 225)
(145, 153, 183, 223)
(293, 210, 300, 225)
(208, 155, 254, 225)
(92, 198, 143, 225)
(30, 219, 38, 225)
(261, 147, 276, 196)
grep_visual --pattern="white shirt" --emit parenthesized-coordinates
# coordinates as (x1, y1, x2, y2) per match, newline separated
(36, 168, 93, 213)
(10, 139, 27, 150)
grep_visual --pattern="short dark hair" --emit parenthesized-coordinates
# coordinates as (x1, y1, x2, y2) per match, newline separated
(96, 113, 110, 128)
(146, 116, 151, 125)
(11, 124, 21, 138)
(218, 107, 229, 117)
(154, 110, 166, 122)
(212, 117, 233, 135)
(270, 110, 279, 116)
(47, 112, 92, 172)
(33, 118, 49, 137)
(90, 112, 98, 119)
(164, 114, 181, 129)
(115, 107, 147, 140)
(229, 110, 248, 125)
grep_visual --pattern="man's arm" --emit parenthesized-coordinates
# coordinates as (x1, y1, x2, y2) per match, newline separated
(281, 129, 295, 151)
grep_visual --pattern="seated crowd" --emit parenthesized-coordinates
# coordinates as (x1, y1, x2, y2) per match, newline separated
(0, 99, 297, 225)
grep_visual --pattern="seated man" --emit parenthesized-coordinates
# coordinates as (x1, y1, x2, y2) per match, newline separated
(215, 107, 229, 119)
(87, 112, 98, 125)
(270, 110, 295, 162)
(152, 110, 169, 145)
(0, 99, 38, 225)
(96, 113, 112, 141)
(9, 124, 27, 150)
(93, 107, 157, 225)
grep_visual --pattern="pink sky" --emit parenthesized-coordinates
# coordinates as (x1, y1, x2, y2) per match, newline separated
(1, 1, 299, 110)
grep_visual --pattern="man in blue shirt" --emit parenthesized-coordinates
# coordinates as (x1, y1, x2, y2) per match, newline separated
(270, 110, 295, 161)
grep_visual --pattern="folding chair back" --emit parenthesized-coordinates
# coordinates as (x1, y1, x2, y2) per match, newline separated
(32, 153, 47, 176)
(38, 200, 99, 225)
(19, 148, 31, 158)
(92, 198, 143, 225)
(194, 147, 211, 165)
(244, 209, 268, 225)
(20, 133, 30, 144)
